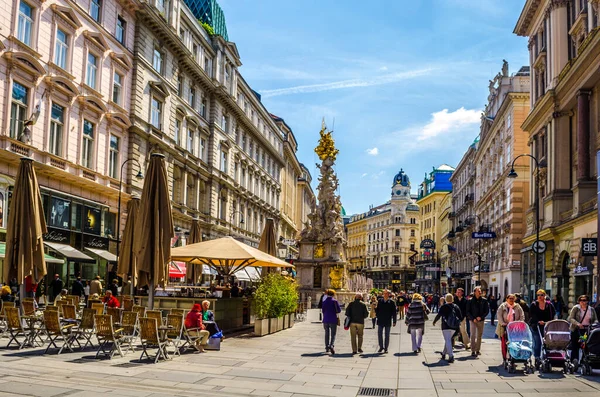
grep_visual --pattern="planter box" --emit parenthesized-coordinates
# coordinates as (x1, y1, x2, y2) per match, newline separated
(269, 317, 278, 333)
(277, 316, 284, 332)
(282, 315, 288, 329)
(254, 318, 270, 336)
(288, 313, 294, 328)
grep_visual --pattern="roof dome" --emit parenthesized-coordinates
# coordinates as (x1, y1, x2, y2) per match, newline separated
(393, 169, 410, 187)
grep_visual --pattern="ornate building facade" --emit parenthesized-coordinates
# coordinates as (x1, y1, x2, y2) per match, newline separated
(0, 0, 138, 286)
(515, 0, 600, 302)
(347, 170, 420, 291)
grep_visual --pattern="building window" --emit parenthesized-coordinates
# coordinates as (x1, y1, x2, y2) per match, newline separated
(86, 52, 98, 89)
(187, 129, 194, 154)
(10, 82, 28, 139)
(410, 229, 415, 237)
(189, 87, 196, 107)
(109, 134, 120, 179)
(395, 229, 400, 237)
(17, 1, 33, 46)
(221, 114, 227, 132)
(152, 46, 163, 73)
(49, 103, 64, 157)
(112, 72, 123, 104)
(82, 120, 94, 168)
(177, 75, 183, 96)
(174, 118, 181, 146)
(116, 15, 126, 45)
(54, 29, 68, 69)
(200, 137, 206, 160)
(90, 0, 101, 22)
(156, 0, 165, 14)
(220, 149, 228, 173)
(200, 97, 207, 118)
(151, 97, 162, 129)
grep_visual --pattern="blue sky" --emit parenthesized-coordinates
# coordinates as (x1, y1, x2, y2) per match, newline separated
(219, 0, 529, 215)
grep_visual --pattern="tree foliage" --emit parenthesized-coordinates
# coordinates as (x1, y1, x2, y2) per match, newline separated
(253, 273, 298, 319)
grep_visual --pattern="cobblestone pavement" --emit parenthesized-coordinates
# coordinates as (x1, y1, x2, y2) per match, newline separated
(1, 309, 599, 397)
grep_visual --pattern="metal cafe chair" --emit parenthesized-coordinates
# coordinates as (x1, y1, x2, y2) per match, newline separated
(4, 307, 29, 349)
(95, 314, 124, 359)
(106, 307, 122, 325)
(121, 311, 139, 353)
(72, 308, 96, 349)
(132, 305, 146, 319)
(139, 317, 168, 364)
(166, 314, 184, 356)
(43, 310, 78, 354)
(91, 303, 105, 316)
(146, 310, 163, 326)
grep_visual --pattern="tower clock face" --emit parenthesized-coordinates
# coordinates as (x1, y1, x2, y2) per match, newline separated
(396, 190, 402, 196)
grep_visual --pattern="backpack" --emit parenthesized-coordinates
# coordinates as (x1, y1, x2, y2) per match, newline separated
(444, 304, 461, 330)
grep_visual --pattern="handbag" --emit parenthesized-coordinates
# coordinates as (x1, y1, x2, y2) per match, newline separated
(344, 316, 351, 330)
(423, 304, 429, 321)
(336, 316, 341, 326)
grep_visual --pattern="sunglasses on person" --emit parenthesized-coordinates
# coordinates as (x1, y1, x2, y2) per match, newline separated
(580, 299, 589, 302)
(537, 294, 545, 297)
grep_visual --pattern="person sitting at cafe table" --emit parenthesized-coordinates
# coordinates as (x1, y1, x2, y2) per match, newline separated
(54, 289, 68, 305)
(201, 300, 222, 337)
(103, 290, 120, 308)
(1, 285, 14, 302)
(185, 303, 210, 352)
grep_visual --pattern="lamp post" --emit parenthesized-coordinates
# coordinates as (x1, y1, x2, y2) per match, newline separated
(508, 154, 547, 299)
(116, 158, 144, 259)
(462, 214, 484, 289)
(228, 210, 245, 236)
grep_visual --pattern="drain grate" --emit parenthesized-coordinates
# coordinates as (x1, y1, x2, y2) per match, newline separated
(357, 387, 396, 397)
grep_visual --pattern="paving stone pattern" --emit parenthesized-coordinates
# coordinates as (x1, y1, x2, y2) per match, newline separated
(0, 309, 599, 396)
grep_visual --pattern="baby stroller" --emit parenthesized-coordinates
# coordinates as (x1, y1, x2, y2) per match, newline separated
(504, 321, 534, 374)
(577, 323, 600, 375)
(540, 319, 574, 373)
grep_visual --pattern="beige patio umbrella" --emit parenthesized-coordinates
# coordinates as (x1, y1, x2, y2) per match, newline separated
(132, 153, 174, 308)
(171, 236, 292, 277)
(4, 157, 47, 301)
(258, 218, 277, 277)
(116, 196, 140, 295)
(185, 218, 202, 284)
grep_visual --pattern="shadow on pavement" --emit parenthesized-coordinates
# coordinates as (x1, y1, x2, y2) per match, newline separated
(330, 353, 355, 358)
(300, 352, 328, 357)
(360, 353, 383, 358)
(422, 360, 450, 367)
(394, 352, 418, 357)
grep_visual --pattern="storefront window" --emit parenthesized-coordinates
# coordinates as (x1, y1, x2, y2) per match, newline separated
(84, 206, 101, 235)
(104, 210, 116, 238)
(71, 203, 82, 231)
(49, 197, 70, 229)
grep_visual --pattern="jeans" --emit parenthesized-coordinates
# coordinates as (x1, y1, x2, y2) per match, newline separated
(371, 317, 376, 328)
(378, 325, 391, 350)
(411, 328, 423, 351)
(323, 323, 337, 349)
(431, 303, 439, 313)
(349, 323, 364, 352)
(442, 329, 454, 358)
(454, 318, 470, 348)
(490, 309, 497, 325)
(469, 320, 485, 353)
(531, 324, 542, 359)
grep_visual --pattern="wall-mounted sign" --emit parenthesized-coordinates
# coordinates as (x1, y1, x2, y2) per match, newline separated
(574, 262, 592, 276)
(83, 235, 109, 250)
(472, 232, 497, 239)
(43, 227, 70, 243)
(581, 238, 597, 257)
(420, 239, 435, 249)
(280, 239, 297, 247)
(391, 280, 400, 284)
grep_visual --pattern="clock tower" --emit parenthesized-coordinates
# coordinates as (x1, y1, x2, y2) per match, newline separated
(391, 169, 412, 220)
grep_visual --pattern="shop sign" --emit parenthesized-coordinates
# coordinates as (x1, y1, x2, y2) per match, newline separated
(581, 238, 597, 257)
(420, 239, 435, 249)
(43, 227, 70, 243)
(574, 262, 592, 276)
(83, 235, 109, 250)
(472, 231, 497, 239)
(280, 238, 297, 247)
(425, 267, 441, 272)
(391, 280, 400, 284)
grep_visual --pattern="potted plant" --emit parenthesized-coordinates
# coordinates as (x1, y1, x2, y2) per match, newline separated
(252, 280, 271, 336)
(252, 273, 299, 336)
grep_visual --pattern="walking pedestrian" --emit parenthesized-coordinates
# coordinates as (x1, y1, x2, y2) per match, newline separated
(369, 295, 378, 328)
(71, 277, 85, 298)
(515, 293, 530, 323)
(432, 292, 440, 313)
(49, 274, 63, 303)
(83, 280, 90, 303)
(433, 293, 462, 363)
(551, 295, 564, 320)
(317, 290, 327, 322)
(496, 294, 524, 365)
(321, 289, 341, 355)
(406, 293, 430, 354)
(90, 276, 103, 296)
(567, 294, 598, 366)
(529, 289, 554, 366)
(466, 286, 489, 357)
(376, 290, 397, 354)
(489, 294, 500, 326)
(397, 292, 406, 320)
(453, 288, 470, 350)
(346, 293, 369, 354)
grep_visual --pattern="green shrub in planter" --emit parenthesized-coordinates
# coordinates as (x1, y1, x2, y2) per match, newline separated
(252, 274, 298, 319)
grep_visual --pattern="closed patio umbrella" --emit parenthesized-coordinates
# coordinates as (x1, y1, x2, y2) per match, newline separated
(185, 219, 202, 284)
(4, 157, 47, 301)
(171, 236, 291, 277)
(258, 218, 278, 277)
(116, 196, 139, 295)
(133, 153, 174, 308)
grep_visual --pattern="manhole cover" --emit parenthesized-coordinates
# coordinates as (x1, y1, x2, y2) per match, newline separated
(357, 387, 396, 396)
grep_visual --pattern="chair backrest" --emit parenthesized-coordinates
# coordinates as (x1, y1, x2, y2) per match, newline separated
(146, 310, 163, 326)
(80, 308, 96, 330)
(62, 304, 77, 320)
(166, 314, 183, 338)
(5, 307, 23, 330)
(45, 305, 59, 312)
(107, 307, 122, 324)
(139, 317, 159, 344)
(91, 303, 104, 316)
(1, 301, 15, 316)
(88, 299, 102, 308)
(170, 308, 185, 316)
(95, 314, 115, 338)
(22, 300, 36, 316)
(122, 311, 138, 335)
(123, 299, 134, 312)
(43, 309, 61, 334)
(56, 299, 67, 308)
(68, 295, 80, 307)
(132, 305, 146, 318)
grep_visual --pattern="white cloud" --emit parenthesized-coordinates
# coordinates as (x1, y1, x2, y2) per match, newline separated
(259, 68, 435, 98)
(379, 66, 388, 71)
(366, 147, 379, 156)
(417, 107, 481, 141)
(361, 173, 368, 178)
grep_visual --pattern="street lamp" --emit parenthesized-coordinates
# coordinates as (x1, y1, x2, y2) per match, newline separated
(508, 154, 547, 299)
(464, 214, 484, 288)
(116, 158, 144, 259)
(228, 210, 245, 236)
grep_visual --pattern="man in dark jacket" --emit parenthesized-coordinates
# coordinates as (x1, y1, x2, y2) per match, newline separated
(49, 274, 63, 303)
(466, 286, 489, 357)
(345, 293, 369, 354)
(488, 294, 501, 326)
(108, 279, 119, 297)
(376, 290, 397, 353)
(453, 288, 470, 350)
(71, 277, 85, 297)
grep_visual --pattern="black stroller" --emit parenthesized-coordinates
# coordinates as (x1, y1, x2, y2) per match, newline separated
(578, 323, 600, 375)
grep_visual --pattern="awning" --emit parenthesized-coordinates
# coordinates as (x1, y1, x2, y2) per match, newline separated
(234, 267, 261, 282)
(0, 242, 64, 264)
(169, 261, 186, 278)
(202, 264, 218, 275)
(85, 248, 117, 262)
(44, 242, 94, 263)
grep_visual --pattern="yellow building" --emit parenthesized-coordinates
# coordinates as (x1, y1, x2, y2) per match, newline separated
(438, 192, 453, 294)
(347, 213, 368, 273)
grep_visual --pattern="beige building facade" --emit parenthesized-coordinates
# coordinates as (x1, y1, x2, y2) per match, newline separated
(0, 0, 138, 286)
(515, 0, 600, 302)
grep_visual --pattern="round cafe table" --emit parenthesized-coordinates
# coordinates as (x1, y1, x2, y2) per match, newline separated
(157, 325, 174, 360)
